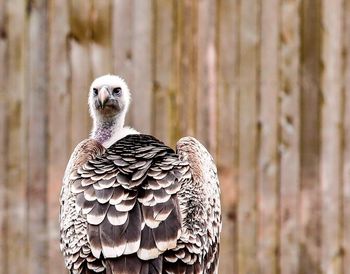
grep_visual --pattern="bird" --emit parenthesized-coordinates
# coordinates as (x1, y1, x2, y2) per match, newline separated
(60, 74, 222, 274)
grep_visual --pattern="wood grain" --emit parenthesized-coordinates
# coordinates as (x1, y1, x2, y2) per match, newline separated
(176, 0, 197, 137)
(279, 1, 301, 274)
(217, 0, 239, 273)
(320, 1, 344, 274)
(299, 0, 321, 273)
(68, 0, 92, 147)
(0, 0, 7, 272)
(111, 0, 134, 126)
(237, 0, 259, 273)
(196, 0, 217, 153)
(91, 0, 112, 77)
(258, 0, 279, 273)
(343, 2, 350, 273)
(130, 0, 153, 134)
(153, 0, 174, 145)
(27, 1, 49, 273)
(47, 0, 70, 272)
(6, 0, 28, 273)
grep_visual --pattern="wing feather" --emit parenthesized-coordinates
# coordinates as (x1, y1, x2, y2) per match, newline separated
(88, 225, 102, 258)
(162, 136, 222, 274)
(62, 135, 184, 273)
(61, 134, 221, 274)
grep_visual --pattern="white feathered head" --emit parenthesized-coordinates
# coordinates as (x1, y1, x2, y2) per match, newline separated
(88, 74, 131, 121)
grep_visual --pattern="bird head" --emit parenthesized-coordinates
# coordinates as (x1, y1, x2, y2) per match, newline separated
(88, 74, 131, 122)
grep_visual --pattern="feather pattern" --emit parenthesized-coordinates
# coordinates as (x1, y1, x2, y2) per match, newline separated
(60, 135, 221, 274)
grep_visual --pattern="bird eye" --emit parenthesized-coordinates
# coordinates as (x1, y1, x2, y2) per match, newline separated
(113, 87, 122, 95)
(93, 88, 98, 96)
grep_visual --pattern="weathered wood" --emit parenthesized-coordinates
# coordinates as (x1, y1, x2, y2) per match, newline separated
(176, 0, 197, 137)
(343, 2, 350, 273)
(279, 1, 301, 274)
(217, 0, 239, 273)
(237, 0, 259, 273)
(27, 1, 49, 273)
(258, 0, 279, 273)
(47, 0, 70, 273)
(320, 1, 343, 274)
(0, 0, 7, 272)
(196, 0, 217, 153)
(129, 0, 153, 134)
(153, 0, 174, 145)
(112, 0, 134, 126)
(91, 0, 112, 77)
(68, 0, 92, 147)
(5, 0, 28, 273)
(299, 0, 321, 273)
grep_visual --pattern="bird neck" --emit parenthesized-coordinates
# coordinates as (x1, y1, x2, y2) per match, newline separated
(92, 115, 124, 145)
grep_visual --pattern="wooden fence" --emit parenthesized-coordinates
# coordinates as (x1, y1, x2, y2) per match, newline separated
(0, 0, 350, 273)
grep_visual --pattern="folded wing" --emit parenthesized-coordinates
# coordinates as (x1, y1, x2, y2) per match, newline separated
(62, 135, 188, 273)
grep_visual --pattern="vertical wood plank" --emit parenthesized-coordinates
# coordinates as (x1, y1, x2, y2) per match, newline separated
(217, 0, 239, 273)
(47, 0, 70, 272)
(91, 0, 112, 77)
(258, 0, 279, 273)
(27, 1, 49, 273)
(112, 0, 134, 125)
(166, 1, 180, 145)
(196, 0, 217, 152)
(130, 0, 153, 134)
(112, 0, 133, 76)
(153, 0, 174, 144)
(176, 0, 197, 137)
(299, 0, 321, 273)
(343, 2, 350, 273)
(279, 1, 301, 274)
(0, 0, 7, 272)
(320, 1, 344, 273)
(5, 0, 28, 273)
(68, 0, 93, 146)
(237, 0, 259, 273)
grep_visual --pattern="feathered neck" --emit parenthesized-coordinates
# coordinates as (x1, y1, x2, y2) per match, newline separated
(91, 114, 139, 148)
(92, 120, 116, 143)
(91, 114, 123, 145)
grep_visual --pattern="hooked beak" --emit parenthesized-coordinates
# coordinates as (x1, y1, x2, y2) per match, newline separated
(98, 87, 109, 108)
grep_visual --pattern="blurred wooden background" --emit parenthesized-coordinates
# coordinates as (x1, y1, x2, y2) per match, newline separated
(0, 0, 350, 273)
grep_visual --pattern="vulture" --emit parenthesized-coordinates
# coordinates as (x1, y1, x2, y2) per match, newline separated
(60, 75, 222, 274)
